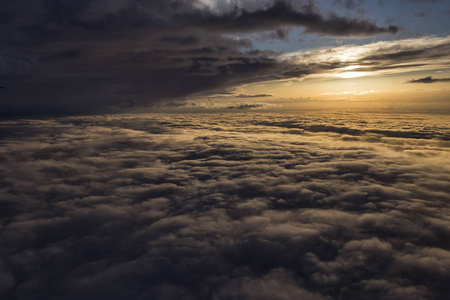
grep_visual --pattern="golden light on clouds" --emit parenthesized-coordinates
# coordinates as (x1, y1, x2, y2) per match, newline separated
(225, 35, 450, 107)
(338, 71, 367, 79)
(281, 35, 450, 78)
(165, 35, 450, 113)
(333, 65, 367, 78)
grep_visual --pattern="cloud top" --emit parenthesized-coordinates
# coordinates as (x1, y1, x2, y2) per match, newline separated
(1, 112, 449, 299)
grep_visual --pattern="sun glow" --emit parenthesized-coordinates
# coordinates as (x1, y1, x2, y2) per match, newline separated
(339, 71, 367, 78)
(341, 65, 360, 71)
(281, 36, 450, 81)
(335, 65, 368, 78)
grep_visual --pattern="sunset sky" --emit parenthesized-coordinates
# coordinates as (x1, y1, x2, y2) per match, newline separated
(1, 2, 450, 300)
(1, 0, 450, 116)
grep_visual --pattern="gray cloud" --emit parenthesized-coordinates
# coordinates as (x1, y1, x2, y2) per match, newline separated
(236, 94, 273, 98)
(161, 99, 279, 110)
(0, 0, 399, 117)
(334, 0, 365, 10)
(406, 76, 450, 83)
(1, 112, 449, 299)
(188, 1, 398, 36)
(414, 9, 432, 18)
(404, 0, 443, 3)
(227, 103, 267, 109)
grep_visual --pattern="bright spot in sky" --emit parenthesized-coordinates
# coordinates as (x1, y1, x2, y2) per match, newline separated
(342, 65, 361, 71)
(337, 65, 367, 78)
(339, 71, 366, 78)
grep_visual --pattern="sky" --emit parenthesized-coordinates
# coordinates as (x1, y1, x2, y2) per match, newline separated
(1, 2, 450, 299)
(1, 0, 450, 116)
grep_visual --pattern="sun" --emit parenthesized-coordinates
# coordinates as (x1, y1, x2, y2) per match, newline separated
(339, 71, 366, 78)
(335, 66, 368, 79)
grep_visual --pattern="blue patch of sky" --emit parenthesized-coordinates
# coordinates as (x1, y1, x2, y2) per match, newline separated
(247, 0, 450, 54)
(349, 0, 450, 36)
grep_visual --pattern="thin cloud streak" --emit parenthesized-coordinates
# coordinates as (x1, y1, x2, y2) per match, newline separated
(236, 94, 273, 98)
(282, 35, 450, 79)
(406, 76, 450, 83)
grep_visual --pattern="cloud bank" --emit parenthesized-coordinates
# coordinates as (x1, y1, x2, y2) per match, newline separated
(1, 112, 449, 299)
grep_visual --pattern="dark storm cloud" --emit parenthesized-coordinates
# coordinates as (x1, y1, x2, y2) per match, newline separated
(1, 113, 449, 299)
(39, 49, 82, 63)
(182, 1, 398, 36)
(0, 0, 399, 116)
(406, 76, 450, 83)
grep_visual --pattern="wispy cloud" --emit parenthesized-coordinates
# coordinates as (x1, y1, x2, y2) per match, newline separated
(236, 93, 273, 98)
(406, 76, 450, 83)
(283, 35, 450, 79)
(163, 99, 279, 110)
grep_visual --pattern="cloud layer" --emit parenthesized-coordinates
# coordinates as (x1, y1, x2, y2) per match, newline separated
(1, 112, 449, 299)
